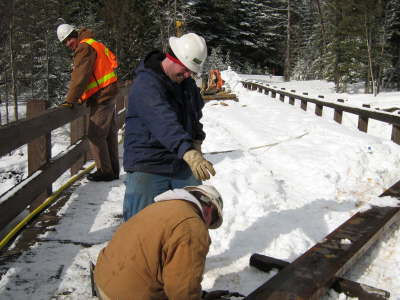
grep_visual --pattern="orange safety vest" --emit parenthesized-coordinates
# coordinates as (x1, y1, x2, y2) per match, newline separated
(208, 70, 224, 90)
(79, 38, 118, 101)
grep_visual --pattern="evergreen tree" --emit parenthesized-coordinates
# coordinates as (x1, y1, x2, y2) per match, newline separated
(383, 0, 400, 90)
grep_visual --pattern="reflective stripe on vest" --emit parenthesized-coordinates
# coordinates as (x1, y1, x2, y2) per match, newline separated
(79, 38, 118, 101)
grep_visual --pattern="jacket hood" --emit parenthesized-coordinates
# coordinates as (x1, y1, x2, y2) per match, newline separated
(133, 50, 165, 79)
(154, 189, 205, 220)
(134, 50, 176, 92)
(78, 28, 95, 41)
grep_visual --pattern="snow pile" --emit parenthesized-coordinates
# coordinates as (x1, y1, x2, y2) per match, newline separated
(359, 196, 400, 212)
(1, 72, 400, 299)
(221, 68, 248, 96)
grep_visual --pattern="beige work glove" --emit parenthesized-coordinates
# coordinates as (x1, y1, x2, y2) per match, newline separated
(193, 139, 203, 153)
(183, 149, 216, 181)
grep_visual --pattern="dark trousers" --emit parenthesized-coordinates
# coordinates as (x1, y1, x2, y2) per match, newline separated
(87, 97, 120, 177)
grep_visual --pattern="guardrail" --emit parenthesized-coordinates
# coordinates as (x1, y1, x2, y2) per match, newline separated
(241, 81, 400, 145)
(0, 81, 130, 233)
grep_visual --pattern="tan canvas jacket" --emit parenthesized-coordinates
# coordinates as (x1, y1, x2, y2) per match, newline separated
(94, 199, 211, 300)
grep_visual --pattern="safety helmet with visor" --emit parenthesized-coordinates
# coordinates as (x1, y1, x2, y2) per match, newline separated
(57, 24, 76, 43)
(169, 33, 207, 73)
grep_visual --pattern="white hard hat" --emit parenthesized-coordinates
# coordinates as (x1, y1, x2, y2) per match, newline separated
(169, 33, 207, 73)
(57, 24, 75, 42)
(184, 185, 223, 229)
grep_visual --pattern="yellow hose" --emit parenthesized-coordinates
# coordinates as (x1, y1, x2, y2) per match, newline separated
(0, 128, 125, 251)
(0, 163, 96, 250)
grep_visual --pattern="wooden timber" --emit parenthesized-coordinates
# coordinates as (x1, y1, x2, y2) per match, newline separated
(245, 179, 400, 300)
(202, 94, 238, 102)
(0, 140, 89, 230)
(250, 254, 389, 299)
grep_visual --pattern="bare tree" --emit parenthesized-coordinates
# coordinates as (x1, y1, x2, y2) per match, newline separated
(9, 0, 18, 121)
(284, 0, 291, 81)
(314, 0, 326, 48)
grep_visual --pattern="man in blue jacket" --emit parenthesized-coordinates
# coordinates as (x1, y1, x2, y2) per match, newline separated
(123, 33, 216, 221)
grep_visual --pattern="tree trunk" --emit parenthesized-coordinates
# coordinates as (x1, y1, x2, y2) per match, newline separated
(9, 1, 18, 121)
(284, 0, 291, 82)
(0, 89, 2, 126)
(333, 5, 341, 93)
(315, 0, 326, 48)
(5, 70, 9, 124)
(365, 15, 376, 96)
(45, 31, 50, 102)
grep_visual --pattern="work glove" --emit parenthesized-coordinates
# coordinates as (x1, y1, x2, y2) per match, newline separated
(183, 149, 216, 181)
(59, 101, 73, 108)
(202, 290, 245, 299)
(193, 139, 203, 153)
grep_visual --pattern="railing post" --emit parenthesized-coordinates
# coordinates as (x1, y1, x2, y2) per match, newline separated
(289, 90, 295, 105)
(279, 88, 285, 102)
(315, 95, 324, 116)
(358, 104, 370, 133)
(334, 99, 344, 124)
(271, 86, 277, 98)
(301, 92, 308, 111)
(116, 80, 130, 128)
(27, 99, 51, 210)
(358, 117, 369, 132)
(71, 109, 89, 175)
(391, 125, 400, 145)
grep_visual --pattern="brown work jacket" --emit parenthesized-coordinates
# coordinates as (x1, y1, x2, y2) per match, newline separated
(94, 199, 211, 300)
(65, 28, 118, 104)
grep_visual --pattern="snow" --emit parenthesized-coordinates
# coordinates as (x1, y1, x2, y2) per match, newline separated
(1, 71, 400, 299)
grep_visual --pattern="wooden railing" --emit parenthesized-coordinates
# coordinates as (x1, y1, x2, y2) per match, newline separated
(0, 81, 130, 232)
(242, 81, 400, 145)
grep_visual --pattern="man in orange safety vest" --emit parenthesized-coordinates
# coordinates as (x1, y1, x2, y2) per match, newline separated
(57, 24, 120, 182)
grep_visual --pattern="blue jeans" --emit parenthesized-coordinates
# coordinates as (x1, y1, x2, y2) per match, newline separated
(123, 167, 201, 221)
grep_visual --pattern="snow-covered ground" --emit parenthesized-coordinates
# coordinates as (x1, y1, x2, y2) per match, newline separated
(1, 72, 400, 299)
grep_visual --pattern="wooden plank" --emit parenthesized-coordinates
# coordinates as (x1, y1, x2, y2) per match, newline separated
(116, 82, 129, 129)
(0, 105, 89, 157)
(70, 116, 87, 175)
(315, 104, 323, 116)
(358, 115, 369, 132)
(301, 100, 307, 111)
(249, 254, 389, 299)
(334, 109, 343, 124)
(391, 124, 400, 145)
(117, 108, 126, 130)
(202, 94, 238, 102)
(27, 100, 52, 210)
(245, 179, 400, 300)
(0, 139, 89, 231)
(289, 90, 295, 105)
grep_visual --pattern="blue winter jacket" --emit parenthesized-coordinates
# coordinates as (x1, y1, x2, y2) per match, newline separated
(123, 51, 206, 175)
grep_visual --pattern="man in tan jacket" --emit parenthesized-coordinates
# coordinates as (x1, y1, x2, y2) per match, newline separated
(93, 185, 226, 300)
(57, 24, 119, 182)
